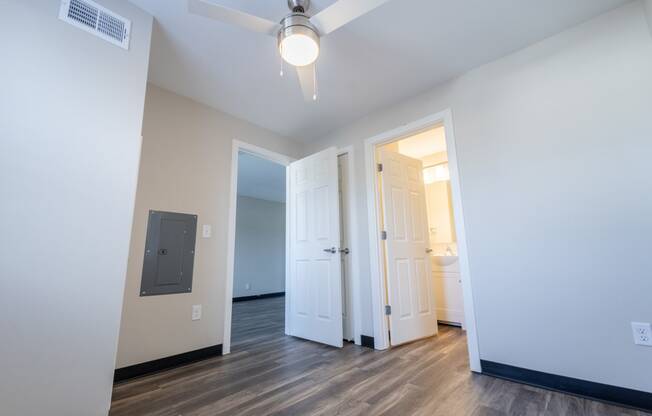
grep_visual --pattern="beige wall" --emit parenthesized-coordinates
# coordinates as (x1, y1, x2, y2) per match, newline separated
(307, 2, 652, 392)
(116, 85, 304, 368)
(0, 1, 152, 414)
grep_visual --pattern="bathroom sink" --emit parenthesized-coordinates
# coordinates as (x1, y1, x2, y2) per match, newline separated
(431, 255, 459, 266)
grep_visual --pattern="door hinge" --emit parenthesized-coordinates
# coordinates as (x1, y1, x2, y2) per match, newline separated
(381, 230, 387, 240)
(377, 163, 383, 172)
(385, 305, 392, 315)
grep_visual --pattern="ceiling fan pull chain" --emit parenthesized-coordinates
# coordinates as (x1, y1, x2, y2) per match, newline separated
(313, 63, 318, 101)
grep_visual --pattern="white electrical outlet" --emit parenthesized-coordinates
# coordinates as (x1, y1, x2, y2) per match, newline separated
(245, 283, 251, 290)
(192, 304, 202, 321)
(631, 322, 652, 346)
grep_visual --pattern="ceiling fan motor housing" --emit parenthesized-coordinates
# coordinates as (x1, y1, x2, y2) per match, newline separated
(287, 0, 310, 13)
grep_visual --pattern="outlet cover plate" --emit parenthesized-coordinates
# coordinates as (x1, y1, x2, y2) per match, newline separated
(192, 304, 202, 321)
(631, 322, 652, 346)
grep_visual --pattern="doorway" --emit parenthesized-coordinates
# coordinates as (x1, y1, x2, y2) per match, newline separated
(222, 141, 293, 354)
(223, 142, 359, 354)
(364, 110, 481, 372)
(378, 126, 465, 329)
(230, 150, 288, 349)
(285, 147, 359, 347)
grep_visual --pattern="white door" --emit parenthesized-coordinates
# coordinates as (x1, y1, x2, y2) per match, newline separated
(338, 153, 354, 341)
(379, 149, 438, 346)
(288, 147, 343, 347)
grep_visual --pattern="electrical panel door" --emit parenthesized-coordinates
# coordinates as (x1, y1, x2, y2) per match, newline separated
(140, 210, 197, 296)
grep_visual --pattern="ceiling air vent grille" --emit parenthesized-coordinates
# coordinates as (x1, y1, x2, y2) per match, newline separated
(67, 0, 98, 28)
(59, 0, 131, 50)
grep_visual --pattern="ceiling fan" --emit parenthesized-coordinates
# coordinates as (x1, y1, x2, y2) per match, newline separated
(188, 0, 391, 101)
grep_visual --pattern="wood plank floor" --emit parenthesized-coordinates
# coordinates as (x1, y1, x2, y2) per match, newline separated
(110, 297, 649, 415)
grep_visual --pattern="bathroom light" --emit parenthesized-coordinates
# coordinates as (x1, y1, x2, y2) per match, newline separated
(278, 14, 320, 67)
(424, 163, 450, 184)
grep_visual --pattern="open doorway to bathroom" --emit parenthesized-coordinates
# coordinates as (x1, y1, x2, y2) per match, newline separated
(380, 126, 465, 328)
(368, 118, 475, 354)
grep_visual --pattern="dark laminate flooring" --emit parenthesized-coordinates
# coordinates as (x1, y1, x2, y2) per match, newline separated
(110, 297, 649, 415)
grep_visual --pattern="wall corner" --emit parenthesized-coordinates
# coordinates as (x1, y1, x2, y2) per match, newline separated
(646, 0, 652, 37)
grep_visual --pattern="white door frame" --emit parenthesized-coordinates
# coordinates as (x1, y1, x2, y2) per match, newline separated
(337, 146, 363, 345)
(363, 109, 481, 372)
(223, 139, 294, 355)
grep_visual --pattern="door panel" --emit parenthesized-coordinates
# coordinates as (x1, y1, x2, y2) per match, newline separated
(415, 258, 429, 313)
(379, 149, 438, 346)
(396, 259, 412, 318)
(288, 147, 343, 347)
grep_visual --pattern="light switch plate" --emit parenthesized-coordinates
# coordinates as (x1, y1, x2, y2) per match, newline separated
(202, 225, 212, 238)
(631, 322, 652, 346)
(192, 304, 202, 321)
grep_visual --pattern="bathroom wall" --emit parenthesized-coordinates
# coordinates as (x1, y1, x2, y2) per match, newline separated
(420, 151, 456, 253)
(421, 152, 448, 168)
(425, 180, 456, 254)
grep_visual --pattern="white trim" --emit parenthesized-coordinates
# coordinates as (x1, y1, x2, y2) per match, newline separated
(223, 140, 293, 355)
(337, 146, 363, 345)
(363, 109, 481, 372)
(284, 160, 291, 337)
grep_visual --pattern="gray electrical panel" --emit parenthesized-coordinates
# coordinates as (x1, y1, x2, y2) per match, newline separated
(140, 210, 197, 296)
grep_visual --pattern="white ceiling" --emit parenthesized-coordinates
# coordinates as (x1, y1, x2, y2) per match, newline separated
(130, 0, 630, 142)
(237, 151, 286, 202)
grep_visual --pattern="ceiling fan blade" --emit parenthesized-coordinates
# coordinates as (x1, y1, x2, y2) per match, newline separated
(295, 64, 317, 102)
(188, 0, 280, 36)
(309, 0, 392, 35)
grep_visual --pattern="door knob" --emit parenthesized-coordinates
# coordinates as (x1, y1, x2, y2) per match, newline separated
(339, 248, 350, 255)
(425, 248, 433, 253)
(323, 247, 337, 254)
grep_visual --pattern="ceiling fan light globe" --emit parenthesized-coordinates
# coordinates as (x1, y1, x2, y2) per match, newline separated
(277, 15, 320, 67)
(280, 33, 319, 66)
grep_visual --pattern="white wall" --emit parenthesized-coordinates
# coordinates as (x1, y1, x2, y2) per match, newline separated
(116, 85, 303, 368)
(0, 1, 152, 415)
(233, 196, 286, 298)
(308, 1, 652, 392)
